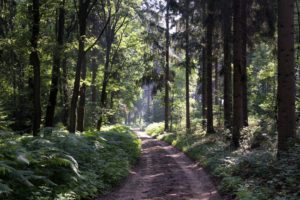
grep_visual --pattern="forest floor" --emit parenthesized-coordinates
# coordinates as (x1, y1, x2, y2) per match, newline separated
(97, 130, 221, 200)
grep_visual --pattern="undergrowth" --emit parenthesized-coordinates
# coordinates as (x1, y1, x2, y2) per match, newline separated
(0, 125, 141, 199)
(145, 121, 300, 200)
(144, 122, 164, 137)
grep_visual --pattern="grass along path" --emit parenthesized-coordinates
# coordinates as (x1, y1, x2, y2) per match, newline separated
(98, 130, 220, 200)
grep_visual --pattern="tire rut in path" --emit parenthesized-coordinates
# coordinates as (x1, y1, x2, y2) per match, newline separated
(97, 131, 221, 200)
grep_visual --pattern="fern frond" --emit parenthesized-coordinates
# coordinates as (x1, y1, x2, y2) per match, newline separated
(0, 182, 12, 194)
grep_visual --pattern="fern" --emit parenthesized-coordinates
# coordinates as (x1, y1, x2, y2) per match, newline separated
(0, 161, 15, 175)
(0, 181, 11, 194)
(0, 125, 141, 199)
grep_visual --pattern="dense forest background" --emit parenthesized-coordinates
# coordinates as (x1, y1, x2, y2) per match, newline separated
(0, 0, 300, 199)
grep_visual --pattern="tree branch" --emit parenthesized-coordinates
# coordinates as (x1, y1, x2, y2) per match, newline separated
(84, 15, 111, 54)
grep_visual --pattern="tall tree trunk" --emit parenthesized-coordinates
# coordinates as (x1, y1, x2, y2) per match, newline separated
(170, 93, 174, 132)
(108, 92, 115, 124)
(241, 0, 248, 126)
(185, 0, 191, 131)
(61, 58, 69, 126)
(202, 48, 207, 127)
(69, 0, 88, 133)
(30, 0, 41, 136)
(232, 0, 243, 148)
(146, 85, 151, 123)
(90, 51, 98, 128)
(91, 57, 97, 102)
(127, 112, 131, 125)
(295, 0, 300, 123)
(164, 0, 170, 132)
(277, 0, 296, 153)
(206, 0, 215, 133)
(45, 0, 65, 127)
(97, 33, 112, 131)
(214, 60, 219, 105)
(223, 0, 232, 129)
(0, 0, 6, 37)
(16, 61, 25, 131)
(77, 56, 87, 132)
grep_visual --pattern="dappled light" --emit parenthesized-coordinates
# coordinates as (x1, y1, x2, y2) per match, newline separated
(0, 0, 299, 199)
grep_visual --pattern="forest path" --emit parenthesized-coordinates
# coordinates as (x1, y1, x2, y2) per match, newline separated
(97, 130, 221, 200)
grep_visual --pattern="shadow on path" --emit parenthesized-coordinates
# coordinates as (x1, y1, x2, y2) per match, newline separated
(97, 131, 221, 200)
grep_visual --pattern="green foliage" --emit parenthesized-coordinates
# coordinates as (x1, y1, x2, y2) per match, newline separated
(146, 122, 300, 200)
(157, 133, 177, 144)
(145, 122, 165, 136)
(248, 42, 277, 117)
(0, 125, 141, 199)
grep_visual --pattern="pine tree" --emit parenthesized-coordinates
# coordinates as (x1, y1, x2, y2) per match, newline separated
(277, 0, 296, 153)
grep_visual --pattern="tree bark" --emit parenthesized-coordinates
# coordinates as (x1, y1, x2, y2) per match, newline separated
(232, 0, 243, 148)
(202, 48, 207, 127)
(45, 0, 65, 127)
(185, 0, 191, 131)
(146, 85, 152, 123)
(30, 0, 41, 136)
(108, 92, 115, 124)
(223, 0, 232, 129)
(127, 112, 131, 125)
(76, 56, 87, 132)
(97, 30, 112, 131)
(170, 94, 174, 132)
(91, 57, 98, 102)
(61, 58, 69, 126)
(214, 60, 219, 106)
(164, 0, 170, 132)
(277, 0, 296, 153)
(206, 0, 215, 133)
(69, 0, 88, 133)
(241, 0, 248, 126)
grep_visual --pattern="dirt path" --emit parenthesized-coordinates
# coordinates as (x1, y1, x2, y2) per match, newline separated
(97, 131, 221, 200)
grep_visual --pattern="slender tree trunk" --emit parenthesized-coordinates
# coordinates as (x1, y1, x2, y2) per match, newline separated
(170, 94, 174, 132)
(215, 59, 222, 127)
(30, 0, 41, 136)
(232, 0, 243, 148)
(277, 0, 296, 153)
(77, 56, 87, 132)
(223, 0, 232, 129)
(214, 60, 219, 105)
(164, 0, 170, 132)
(0, 1, 5, 37)
(127, 112, 131, 125)
(16, 62, 25, 130)
(108, 92, 115, 124)
(295, 0, 300, 122)
(297, 1, 300, 47)
(91, 57, 97, 102)
(241, 0, 248, 126)
(185, 0, 191, 131)
(206, 0, 215, 133)
(97, 34, 112, 131)
(45, 0, 65, 127)
(69, 0, 88, 133)
(202, 48, 207, 127)
(146, 86, 151, 123)
(125, 112, 128, 125)
(90, 52, 98, 128)
(61, 58, 69, 126)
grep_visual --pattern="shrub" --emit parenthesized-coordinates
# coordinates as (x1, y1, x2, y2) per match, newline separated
(152, 125, 300, 200)
(145, 122, 165, 136)
(0, 125, 141, 199)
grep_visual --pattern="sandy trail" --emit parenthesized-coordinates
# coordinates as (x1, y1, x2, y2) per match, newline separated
(97, 131, 221, 200)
